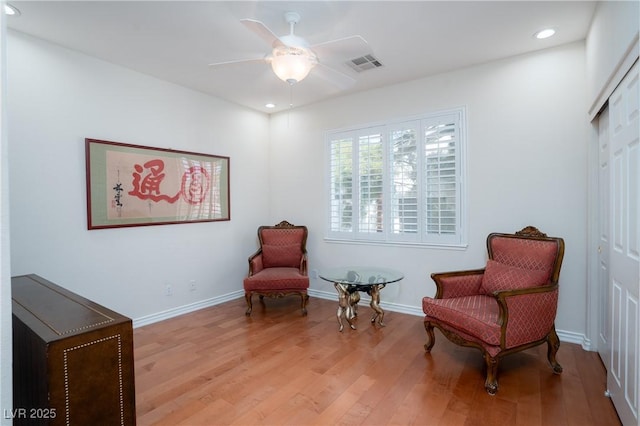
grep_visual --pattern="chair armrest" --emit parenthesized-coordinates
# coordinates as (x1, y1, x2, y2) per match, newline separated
(247, 249, 263, 276)
(430, 269, 485, 298)
(494, 284, 559, 349)
(300, 251, 308, 275)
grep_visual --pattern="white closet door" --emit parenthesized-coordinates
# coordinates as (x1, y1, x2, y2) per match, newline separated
(608, 59, 639, 426)
(598, 106, 611, 365)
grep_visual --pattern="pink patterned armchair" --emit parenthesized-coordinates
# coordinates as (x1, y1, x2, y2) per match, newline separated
(422, 226, 565, 394)
(243, 221, 309, 316)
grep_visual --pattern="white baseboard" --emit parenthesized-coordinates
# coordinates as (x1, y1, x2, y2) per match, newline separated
(134, 288, 591, 351)
(308, 288, 424, 316)
(557, 329, 592, 350)
(132, 290, 244, 328)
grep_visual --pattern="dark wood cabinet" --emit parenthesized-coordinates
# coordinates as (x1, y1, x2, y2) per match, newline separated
(12, 274, 136, 425)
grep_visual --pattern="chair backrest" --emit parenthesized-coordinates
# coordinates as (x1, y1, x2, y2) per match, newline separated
(487, 226, 565, 285)
(258, 221, 308, 269)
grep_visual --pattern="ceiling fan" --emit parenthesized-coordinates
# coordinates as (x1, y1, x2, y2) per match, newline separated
(208, 11, 372, 89)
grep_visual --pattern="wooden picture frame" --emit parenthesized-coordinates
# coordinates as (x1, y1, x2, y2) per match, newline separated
(85, 138, 230, 229)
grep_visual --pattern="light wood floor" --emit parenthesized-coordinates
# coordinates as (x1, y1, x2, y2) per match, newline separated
(134, 296, 621, 426)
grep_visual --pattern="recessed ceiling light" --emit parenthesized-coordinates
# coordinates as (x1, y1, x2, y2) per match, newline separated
(4, 3, 21, 16)
(265, 103, 276, 109)
(534, 28, 556, 40)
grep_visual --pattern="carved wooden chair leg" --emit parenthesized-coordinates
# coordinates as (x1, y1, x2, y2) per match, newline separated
(547, 326, 563, 374)
(424, 322, 436, 352)
(245, 292, 253, 316)
(300, 293, 309, 316)
(484, 354, 499, 395)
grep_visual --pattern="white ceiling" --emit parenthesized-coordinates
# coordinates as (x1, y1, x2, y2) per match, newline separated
(7, 1, 597, 114)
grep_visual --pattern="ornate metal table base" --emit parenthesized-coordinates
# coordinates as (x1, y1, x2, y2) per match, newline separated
(334, 282, 386, 332)
(320, 267, 403, 332)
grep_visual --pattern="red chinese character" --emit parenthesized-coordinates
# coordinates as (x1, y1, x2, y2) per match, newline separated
(181, 166, 210, 205)
(129, 159, 180, 203)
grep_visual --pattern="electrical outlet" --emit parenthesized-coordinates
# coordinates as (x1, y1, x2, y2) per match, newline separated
(164, 284, 173, 296)
(189, 280, 196, 291)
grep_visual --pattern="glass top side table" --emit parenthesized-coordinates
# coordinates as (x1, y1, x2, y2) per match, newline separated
(319, 267, 404, 332)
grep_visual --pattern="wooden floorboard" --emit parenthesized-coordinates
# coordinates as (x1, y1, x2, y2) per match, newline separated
(134, 296, 621, 426)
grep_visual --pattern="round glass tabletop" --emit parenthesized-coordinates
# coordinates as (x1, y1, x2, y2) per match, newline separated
(319, 266, 404, 285)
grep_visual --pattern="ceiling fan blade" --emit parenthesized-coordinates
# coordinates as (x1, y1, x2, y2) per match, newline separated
(313, 63, 357, 90)
(311, 35, 371, 61)
(208, 57, 266, 68)
(240, 19, 285, 48)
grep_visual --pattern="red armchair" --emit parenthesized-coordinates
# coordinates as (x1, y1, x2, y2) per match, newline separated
(422, 226, 565, 394)
(243, 221, 309, 316)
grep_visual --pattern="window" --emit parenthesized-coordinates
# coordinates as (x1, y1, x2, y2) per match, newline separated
(327, 108, 466, 247)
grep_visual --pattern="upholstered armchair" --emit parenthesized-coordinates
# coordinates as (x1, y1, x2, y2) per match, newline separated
(243, 220, 310, 316)
(422, 226, 565, 395)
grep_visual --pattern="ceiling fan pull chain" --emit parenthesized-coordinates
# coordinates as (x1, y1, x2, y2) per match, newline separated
(289, 83, 294, 109)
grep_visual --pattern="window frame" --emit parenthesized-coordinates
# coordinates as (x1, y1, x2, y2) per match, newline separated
(325, 107, 468, 248)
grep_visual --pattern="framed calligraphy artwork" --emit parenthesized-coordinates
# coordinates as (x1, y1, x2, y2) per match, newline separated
(85, 139, 230, 229)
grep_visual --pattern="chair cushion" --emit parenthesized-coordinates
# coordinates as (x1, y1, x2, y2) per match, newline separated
(261, 227, 306, 245)
(422, 295, 501, 345)
(262, 244, 301, 268)
(489, 236, 558, 281)
(480, 260, 548, 295)
(243, 267, 309, 291)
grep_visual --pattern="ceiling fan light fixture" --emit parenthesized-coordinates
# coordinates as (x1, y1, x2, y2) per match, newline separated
(270, 45, 317, 84)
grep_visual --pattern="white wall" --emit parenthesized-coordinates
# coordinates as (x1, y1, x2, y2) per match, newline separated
(7, 30, 270, 321)
(0, 6, 12, 424)
(269, 42, 589, 339)
(586, 0, 640, 117)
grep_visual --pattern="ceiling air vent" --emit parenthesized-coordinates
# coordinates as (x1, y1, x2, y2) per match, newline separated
(346, 54, 383, 72)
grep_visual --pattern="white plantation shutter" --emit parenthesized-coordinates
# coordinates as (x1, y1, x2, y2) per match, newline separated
(357, 132, 384, 235)
(327, 108, 465, 246)
(390, 122, 420, 241)
(329, 135, 354, 233)
(423, 114, 461, 243)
